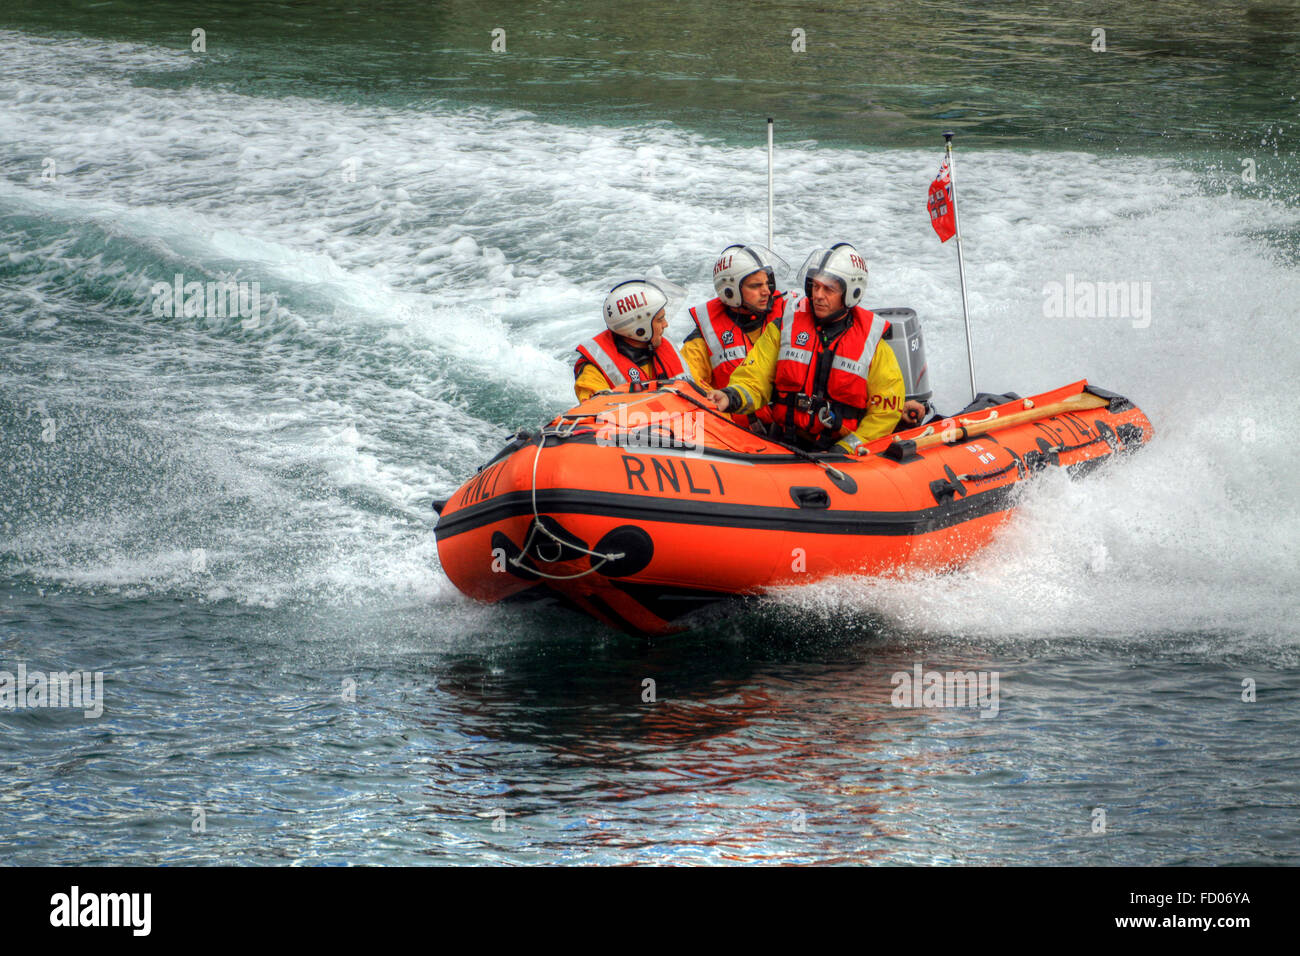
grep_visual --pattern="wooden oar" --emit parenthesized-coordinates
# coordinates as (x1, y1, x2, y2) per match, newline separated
(905, 391, 1110, 450)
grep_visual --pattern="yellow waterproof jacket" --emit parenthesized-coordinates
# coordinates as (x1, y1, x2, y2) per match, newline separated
(678, 335, 720, 392)
(724, 318, 905, 452)
(574, 360, 629, 403)
(679, 323, 771, 394)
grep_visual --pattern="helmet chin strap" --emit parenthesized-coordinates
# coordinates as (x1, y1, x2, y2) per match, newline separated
(613, 334, 655, 363)
(813, 306, 849, 326)
(725, 302, 770, 334)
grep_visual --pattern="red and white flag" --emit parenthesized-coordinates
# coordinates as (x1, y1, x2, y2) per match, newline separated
(927, 158, 956, 242)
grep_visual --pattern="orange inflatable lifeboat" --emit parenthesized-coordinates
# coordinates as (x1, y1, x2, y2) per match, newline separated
(434, 379, 1153, 635)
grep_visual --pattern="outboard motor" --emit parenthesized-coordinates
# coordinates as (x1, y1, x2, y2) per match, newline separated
(876, 307, 931, 403)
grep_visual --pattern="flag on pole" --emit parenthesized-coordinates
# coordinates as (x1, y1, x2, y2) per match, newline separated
(927, 158, 956, 242)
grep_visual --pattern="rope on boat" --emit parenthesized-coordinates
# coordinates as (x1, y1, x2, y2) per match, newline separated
(508, 382, 860, 580)
(509, 427, 626, 581)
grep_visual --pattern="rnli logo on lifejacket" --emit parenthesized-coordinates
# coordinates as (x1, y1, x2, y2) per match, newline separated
(849, 253, 867, 272)
(627, 367, 641, 380)
(616, 291, 648, 315)
(713, 255, 733, 276)
(721, 330, 735, 345)
(795, 331, 810, 346)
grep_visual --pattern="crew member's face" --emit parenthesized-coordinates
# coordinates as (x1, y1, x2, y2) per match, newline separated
(648, 309, 667, 347)
(809, 277, 844, 319)
(618, 309, 668, 349)
(740, 271, 772, 313)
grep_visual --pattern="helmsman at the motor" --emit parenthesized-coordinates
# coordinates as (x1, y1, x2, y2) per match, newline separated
(706, 242, 905, 454)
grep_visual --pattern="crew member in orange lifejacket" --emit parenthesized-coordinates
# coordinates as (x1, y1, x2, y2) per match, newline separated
(705, 243, 905, 454)
(680, 243, 788, 431)
(573, 278, 695, 402)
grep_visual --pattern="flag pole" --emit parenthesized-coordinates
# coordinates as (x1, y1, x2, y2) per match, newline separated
(767, 118, 775, 250)
(944, 131, 978, 403)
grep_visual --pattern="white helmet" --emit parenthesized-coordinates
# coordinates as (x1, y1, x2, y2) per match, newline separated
(797, 242, 869, 308)
(712, 243, 788, 311)
(602, 277, 685, 341)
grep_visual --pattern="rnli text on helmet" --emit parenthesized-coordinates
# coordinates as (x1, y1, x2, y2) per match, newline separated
(616, 291, 649, 315)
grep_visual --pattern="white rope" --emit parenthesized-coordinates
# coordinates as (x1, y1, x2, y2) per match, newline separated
(508, 429, 626, 581)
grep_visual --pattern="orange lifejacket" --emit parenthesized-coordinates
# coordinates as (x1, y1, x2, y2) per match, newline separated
(772, 296, 889, 445)
(574, 330, 690, 391)
(686, 294, 785, 429)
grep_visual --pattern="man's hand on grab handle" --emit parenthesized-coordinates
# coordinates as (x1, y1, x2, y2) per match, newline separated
(706, 389, 731, 413)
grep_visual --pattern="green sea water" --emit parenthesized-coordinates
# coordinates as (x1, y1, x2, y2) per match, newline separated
(7, 0, 1299, 152)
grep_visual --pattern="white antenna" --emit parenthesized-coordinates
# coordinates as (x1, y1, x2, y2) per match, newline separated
(944, 132, 978, 403)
